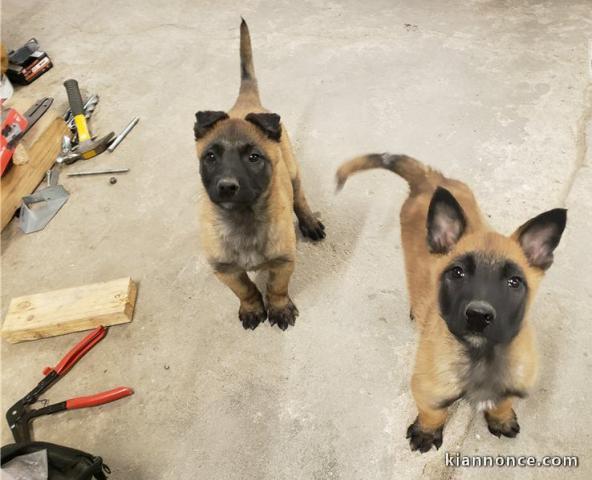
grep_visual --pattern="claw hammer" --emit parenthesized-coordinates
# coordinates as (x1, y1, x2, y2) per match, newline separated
(63, 79, 114, 162)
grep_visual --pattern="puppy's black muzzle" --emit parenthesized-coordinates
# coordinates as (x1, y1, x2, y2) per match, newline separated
(465, 301, 495, 332)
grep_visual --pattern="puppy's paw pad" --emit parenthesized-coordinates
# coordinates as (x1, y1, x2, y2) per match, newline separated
(485, 410, 520, 438)
(298, 216, 326, 241)
(268, 300, 299, 331)
(406, 418, 443, 453)
(239, 308, 267, 330)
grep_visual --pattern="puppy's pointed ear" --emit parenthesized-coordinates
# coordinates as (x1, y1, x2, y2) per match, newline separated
(194, 111, 228, 139)
(512, 208, 567, 270)
(245, 113, 282, 141)
(426, 187, 467, 254)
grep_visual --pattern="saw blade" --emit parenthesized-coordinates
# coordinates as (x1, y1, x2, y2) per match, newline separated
(22, 97, 53, 134)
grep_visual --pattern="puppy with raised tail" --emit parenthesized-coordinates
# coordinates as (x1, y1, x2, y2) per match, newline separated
(336, 153, 566, 452)
(195, 20, 325, 331)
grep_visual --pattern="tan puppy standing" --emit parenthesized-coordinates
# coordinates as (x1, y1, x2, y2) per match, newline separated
(195, 20, 325, 331)
(336, 153, 566, 452)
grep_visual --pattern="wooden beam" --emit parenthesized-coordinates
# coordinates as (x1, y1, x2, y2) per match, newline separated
(1, 104, 68, 230)
(2, 277, 138, 344)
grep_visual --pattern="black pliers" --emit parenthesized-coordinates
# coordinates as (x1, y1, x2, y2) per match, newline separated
(6, 326, 134, 443)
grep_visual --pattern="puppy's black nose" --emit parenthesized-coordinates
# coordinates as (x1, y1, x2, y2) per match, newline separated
(465, 301, 495, 332)
(217, 178, 240, 198)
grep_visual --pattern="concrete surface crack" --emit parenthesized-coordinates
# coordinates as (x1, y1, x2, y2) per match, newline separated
(560, 83, 592, 204)
(442, 407, 477, 480)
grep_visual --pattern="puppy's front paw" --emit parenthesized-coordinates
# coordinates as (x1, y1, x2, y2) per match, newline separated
(268, 299, 299, 330)
(239, 295, 267, 330)
(298, 215, 326, 241)
(406, 418, 443, 453)
(485, 409, 520, 438)
(239, 308, 267, 330)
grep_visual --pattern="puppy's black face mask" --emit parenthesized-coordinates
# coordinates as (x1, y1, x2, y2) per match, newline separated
(438, 253, 528, 346)
(199, 137, 272, 210)
(195, 112, 280, 211)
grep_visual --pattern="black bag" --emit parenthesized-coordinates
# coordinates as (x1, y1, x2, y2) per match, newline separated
(1, 442, 110, 480)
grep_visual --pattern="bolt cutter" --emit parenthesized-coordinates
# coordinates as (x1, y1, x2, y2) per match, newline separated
(6, 326, 134, 443)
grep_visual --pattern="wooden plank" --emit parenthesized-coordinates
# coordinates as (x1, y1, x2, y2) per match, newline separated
(1, 116, 69, 230)
(2, 277, 138, 344)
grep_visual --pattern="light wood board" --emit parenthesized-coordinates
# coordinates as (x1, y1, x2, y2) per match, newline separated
(2, 277, 137, 343)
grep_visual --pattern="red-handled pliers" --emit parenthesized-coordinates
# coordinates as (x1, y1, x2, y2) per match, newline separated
(6, 326, 134, 444)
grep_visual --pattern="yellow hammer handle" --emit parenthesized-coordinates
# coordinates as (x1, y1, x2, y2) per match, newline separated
(64, 79, 91, 143)
(74, 114, 91, 143)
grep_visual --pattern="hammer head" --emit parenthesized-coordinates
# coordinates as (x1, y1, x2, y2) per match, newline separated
(78, 132, 115, 160)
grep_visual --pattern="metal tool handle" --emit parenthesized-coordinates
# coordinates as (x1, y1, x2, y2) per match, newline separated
(63, 79, 91, 143)
(107, 117, 140, 152)
(67, 168, 129, 177)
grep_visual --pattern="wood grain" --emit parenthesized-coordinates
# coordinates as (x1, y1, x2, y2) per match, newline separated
(2, 277, 138, 343)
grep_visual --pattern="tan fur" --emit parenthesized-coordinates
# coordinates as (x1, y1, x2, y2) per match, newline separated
(196, 21, 323, 329)
(337, 153, 547, 441)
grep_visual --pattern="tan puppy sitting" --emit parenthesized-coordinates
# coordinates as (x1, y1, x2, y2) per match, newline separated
(195, 20, 325, 330)
(336, 153, 566, 452)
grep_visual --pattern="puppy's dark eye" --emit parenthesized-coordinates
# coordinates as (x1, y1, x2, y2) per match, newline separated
(507, 276, 523, 288)
(451, 266, 465, 279)
(204, 151, 216, 163)
(248, 153, 261, 163)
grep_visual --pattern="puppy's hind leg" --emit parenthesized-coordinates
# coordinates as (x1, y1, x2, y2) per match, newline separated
(292, 176, 326, 241)
(280, 131, 325, 241)
(215, 270, 266, 330)
(266, 258, 299, 330)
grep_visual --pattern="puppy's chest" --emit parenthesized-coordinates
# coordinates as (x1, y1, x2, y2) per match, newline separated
(217, 219, 269, 271)
(459, 351, 517, 409)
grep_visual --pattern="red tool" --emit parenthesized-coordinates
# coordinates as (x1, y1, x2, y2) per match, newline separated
(0, 97, 53, 175)
(6, 326, 134, 444)
(0, 107, 27, 175)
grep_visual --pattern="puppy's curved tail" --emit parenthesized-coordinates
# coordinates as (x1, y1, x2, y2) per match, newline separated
(336, 153, 439, 194)
(237, 18, 261, 106)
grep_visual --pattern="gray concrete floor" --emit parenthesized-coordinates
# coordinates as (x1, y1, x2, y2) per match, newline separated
(2, 1, 591, 478)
